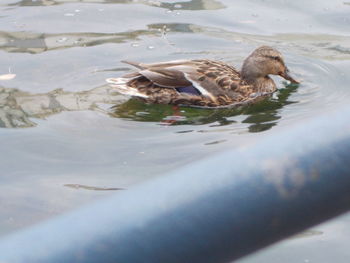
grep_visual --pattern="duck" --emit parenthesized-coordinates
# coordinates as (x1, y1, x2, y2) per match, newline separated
(106, 46, 299, 108)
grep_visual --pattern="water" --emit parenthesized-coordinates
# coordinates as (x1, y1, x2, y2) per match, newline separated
(0, 0, 350, 262)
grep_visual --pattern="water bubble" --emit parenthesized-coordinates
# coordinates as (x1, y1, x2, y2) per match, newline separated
(131, 43, 139, 47)
(64, 13, 75, 17)
(166, 10, 172, 13)
(98, 8, 104, 12)
(175, 12, 181, 15)
(74, 9, 81, 13)
(147, 45, 155, 50)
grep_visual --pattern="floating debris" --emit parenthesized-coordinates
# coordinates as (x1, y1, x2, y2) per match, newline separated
(0, 74, 16, 80)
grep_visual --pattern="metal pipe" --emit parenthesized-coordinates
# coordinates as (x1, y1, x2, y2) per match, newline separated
(1, 107, 350, 263)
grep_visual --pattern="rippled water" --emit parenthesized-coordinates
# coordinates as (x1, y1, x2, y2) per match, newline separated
(1, 0, 350, 262)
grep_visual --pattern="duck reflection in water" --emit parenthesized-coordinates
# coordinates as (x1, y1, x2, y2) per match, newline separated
(111, 81, 299, 132)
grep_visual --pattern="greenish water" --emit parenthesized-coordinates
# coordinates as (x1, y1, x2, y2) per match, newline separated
(0, 0, 350, 262)
(112, 82, 298, 128)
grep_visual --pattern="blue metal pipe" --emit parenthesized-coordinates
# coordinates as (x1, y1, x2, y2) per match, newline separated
(1, 107, 350, 263)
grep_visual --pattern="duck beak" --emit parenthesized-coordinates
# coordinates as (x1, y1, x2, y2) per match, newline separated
(280, 68, 300, 84)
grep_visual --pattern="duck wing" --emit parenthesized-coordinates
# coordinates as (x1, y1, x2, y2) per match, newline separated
(122, 60, 192, 87)
(122, 59, 249, 102)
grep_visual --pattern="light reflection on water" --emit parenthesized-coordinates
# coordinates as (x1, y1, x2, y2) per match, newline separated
(0, 0, 350, 262)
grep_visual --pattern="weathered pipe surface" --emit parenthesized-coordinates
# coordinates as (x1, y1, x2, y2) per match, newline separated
(1, 107, 350, 263)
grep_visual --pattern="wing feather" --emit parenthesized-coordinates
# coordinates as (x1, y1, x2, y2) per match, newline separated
(139, 69, 192, 88)
(121, 59, 247, 100)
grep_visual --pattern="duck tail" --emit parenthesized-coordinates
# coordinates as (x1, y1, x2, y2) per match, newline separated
(121, 60, 145, 69)
(106, 78, 149, 98)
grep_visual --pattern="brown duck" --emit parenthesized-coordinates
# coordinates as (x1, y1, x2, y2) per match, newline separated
(106, 46, 299, 108)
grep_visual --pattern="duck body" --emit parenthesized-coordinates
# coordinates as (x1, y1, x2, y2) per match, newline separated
(106, 46, 299, 108)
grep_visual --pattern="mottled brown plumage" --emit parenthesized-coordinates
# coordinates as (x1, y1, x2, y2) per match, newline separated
(106, 46, 299, 108)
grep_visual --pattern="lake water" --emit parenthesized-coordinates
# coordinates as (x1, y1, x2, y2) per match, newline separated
(1, 0, 350, 262)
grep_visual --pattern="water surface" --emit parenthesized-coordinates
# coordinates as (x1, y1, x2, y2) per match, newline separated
(0, 0, 350, 262)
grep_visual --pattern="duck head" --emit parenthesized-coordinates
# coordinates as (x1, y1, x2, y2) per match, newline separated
(241, 46, 299, 91)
